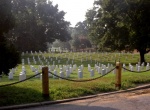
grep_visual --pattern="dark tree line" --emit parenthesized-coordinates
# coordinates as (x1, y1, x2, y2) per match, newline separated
(0, 0, 20, 75)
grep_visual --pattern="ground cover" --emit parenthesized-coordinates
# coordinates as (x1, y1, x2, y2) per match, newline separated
(0, 52, 150, 106)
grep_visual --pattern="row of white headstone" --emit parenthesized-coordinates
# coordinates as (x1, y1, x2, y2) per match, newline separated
(22, 54, 100, 66)
(7, 62, 115, 81)
(22, 51, 133, 64)
(123, 62, 150, 72)
(8, 61, 150, 81)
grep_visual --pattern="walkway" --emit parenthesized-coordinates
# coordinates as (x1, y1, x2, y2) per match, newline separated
(20, 88, 150, 110)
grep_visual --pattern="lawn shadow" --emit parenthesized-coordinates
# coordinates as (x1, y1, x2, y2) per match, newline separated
(0, 86, 45, 107)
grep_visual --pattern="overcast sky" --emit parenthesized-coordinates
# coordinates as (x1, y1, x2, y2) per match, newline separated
(52, 0, 94, 27)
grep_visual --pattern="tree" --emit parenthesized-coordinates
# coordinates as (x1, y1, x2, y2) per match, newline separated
(87, 0, 150, 63)
(85, 8, 100, 50)
(0, 0, 20, 75)
(71, 36, 81, 50)
(75, 21, 88, 37)
(6, 0, 71, 52)
(69, 21, 92, 50)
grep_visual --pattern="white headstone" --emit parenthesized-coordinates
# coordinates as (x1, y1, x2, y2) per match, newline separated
(90, 69, 94, 77)
(101, 69, 106, 75)
(146, 65, 150, 70)
(78, 71, 83, 79)
(98, 67, 101, 74)
(8, 72, 13, 80)
(138, 66, 141, 72)
(69, 67, 72, 73)
(66, 70, 70, 78)
(19, 72, 26, 81)
(59, 71, 64, 80)
(53, 70, 58, 79)
(35, 70, 40, 78)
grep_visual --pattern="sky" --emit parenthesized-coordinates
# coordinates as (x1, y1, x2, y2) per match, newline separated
(52, 0, 94, 27)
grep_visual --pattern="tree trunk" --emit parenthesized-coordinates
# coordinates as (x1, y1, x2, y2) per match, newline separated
(139, 50, 145, 64)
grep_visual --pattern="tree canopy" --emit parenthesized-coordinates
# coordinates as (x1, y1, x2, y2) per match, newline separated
(0, 0, 20, 75)
(6, 0, 71, 52)
(70, 21, 92, 50)
(86, 0, 150, 63)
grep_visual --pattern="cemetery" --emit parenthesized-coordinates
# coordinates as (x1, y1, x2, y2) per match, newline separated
(0, 0, 150, 108)
(0, 51, 150, 106)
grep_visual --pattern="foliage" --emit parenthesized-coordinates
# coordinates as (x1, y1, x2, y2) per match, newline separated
(52, 40, 71, 50)
(70, 21, 92, 50)
(0, 0, 20, 75)
(0, 0, 14, 35)
(86, 0, 150, 63)
(75, 21, 88, 37)
(6, 0, 71, 52)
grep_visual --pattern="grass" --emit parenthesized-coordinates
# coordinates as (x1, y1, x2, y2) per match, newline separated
(0, 52, 150, 106)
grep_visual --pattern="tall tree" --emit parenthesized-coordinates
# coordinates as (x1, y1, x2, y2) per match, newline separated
(6, 0, 71, 52)
(0, 0, 20, 75)
(70, 21, 92, 49)
(85, 8, 100, 49)
(87, 0, 150, 63)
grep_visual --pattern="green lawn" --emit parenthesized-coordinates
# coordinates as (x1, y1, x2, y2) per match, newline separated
(0, 52, 150, 106)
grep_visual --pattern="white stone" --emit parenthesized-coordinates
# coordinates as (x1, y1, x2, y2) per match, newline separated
(8, 72, 13, 80)
(90, 69, 94, 77)
(11, 68, 15, 74)
(138, 66, 141, 72)
(59, 71, 64, 80)
(30, 65, 35, 72)
(136, 64, 138, 70)
(53, 61, 55, 65)
(40, 74, 42, 80)
(98, 67, 101, 74)
(48, 69, 53, 77)
(88, 66, 91, 72)
(107, 63, 110, 68)
(146, 65, 150, 70)
(130, 66, 133, 71)
(78, 71, 83, 79)
(22, 66, 26, 74)
(19, 72, 26, 81)
(101, 69, 106, 75)
(35, 70, 40, 78)
(106, 67, 109, 73)
(53, 70, 58, 79)
(59, 65, 62, 69)
(22, 59, 24, 63)
(52, 65, 55, 71)
(63, 66, 67, 71)
(81, 65, 84, 70)
(55, 65, 58, 70)
(34, 60, 36, 64)
(73, 65, 76, 71)
(38, 65, 42, 70)
(123, 64, 126, 72)
(69, 67, 72, 73)
(66, 70, 70, 78)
